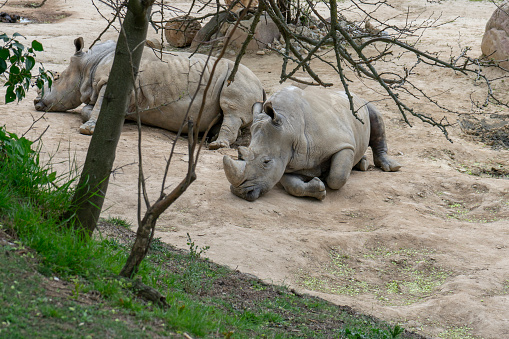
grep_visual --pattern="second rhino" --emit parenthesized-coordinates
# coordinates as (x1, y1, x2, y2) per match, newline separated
(223, 86, 401, 201)
(34, 37, 264, 149)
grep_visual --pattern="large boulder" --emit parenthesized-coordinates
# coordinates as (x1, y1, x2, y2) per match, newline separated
(481, 2, 509, 67)
(225, 0, 259, 13)
(191, 12, 279, 51)
(165, 15, 202, 48)
(225, 14, 280, 51)
(190, 12, 229, 49)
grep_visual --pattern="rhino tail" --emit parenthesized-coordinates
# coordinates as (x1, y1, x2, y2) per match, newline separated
(368, 103, 401, 172)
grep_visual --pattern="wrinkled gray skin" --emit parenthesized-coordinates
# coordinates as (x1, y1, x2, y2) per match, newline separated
(34, 37, 264, 149)
(223, 86, 401, 201)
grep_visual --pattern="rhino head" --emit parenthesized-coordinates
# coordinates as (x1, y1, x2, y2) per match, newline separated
(223, 101, 293, 201)
(34, 37, 88, 112)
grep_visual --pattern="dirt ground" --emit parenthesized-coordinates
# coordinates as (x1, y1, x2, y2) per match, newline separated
(1, 0, 508, 338)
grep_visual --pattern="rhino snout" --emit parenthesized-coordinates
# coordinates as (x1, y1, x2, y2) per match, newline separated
(230, 185, 262, 202)
(34, 97, 46, 111)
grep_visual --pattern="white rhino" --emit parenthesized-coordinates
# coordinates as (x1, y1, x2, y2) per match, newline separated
(34, 37, 264, 149)
(223, 86, 401, 201)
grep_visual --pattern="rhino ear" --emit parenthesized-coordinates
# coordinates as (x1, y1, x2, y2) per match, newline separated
(264, 102, 282, 126)
(74, 37, 84, 54)
(252, 102, 263, 116)
(238, 146, 254, 161)
(252, 102, 265, 124)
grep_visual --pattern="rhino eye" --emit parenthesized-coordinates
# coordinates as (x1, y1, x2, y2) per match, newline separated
(262, 159, 272, 167)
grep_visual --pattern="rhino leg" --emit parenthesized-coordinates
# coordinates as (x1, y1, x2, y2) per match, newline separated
(367, 103, 401, 172)
(81, 104, 94, 122)
(79, 87, 106, 135)
(354, 155, 369, 171)
(280, 174, 326, 200)
(209, 71, 261, 150)
(326, 148, 354, 190)
(208, 115, 242, 150)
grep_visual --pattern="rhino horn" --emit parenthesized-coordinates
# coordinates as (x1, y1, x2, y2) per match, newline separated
(238, 146, 254, 161)
(223, 156, 246, 187)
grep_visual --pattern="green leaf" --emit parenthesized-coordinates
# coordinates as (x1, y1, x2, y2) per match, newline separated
(9, 65, 20, 75)
(35, 78, 43, 89)
(23, 76, 32, 89)
(15, 86, 25, 101)
(31, 40, 43, 52)
(0, 34, 8, 42)
(12, 41, 24, 52)
(0, 48, 9, 60)
(38, 69, 53, 89)
(12, 33, 23, 38)
(25, 56, 35, 71)
(5, 86, 16, 103)
(48, 171, 57, 182)
(0, 58, 6, 74)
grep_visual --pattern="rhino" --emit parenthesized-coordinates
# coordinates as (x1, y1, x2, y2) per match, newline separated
(34, 37, 264, 149)
(223, 86, 401, 201)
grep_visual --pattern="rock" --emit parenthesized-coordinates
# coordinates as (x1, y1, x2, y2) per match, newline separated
(165, 15, 201, 48)
(256, 50, 265, 55)
(225, 14, 280, 51)
(365, 20, 381, 35)
(481, 3, 509, 68)
(0, 12, 20, 23)
(191, 12, 229, 49)
(225, 0, 259, 13)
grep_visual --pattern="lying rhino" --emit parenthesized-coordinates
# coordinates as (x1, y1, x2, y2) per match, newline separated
(34, 37, 264, 149)
(223, 86, 401, 201)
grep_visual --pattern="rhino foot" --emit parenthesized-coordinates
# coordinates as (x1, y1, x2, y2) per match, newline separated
(208, 139, 230, 150)
(79, 119, 96, 135)
(280, 175, 326, 200)
(80, 104, 94, 122)
(308, 177, 327, 201)
(374, 153, 401, 172)
(355, 155, 369, 171)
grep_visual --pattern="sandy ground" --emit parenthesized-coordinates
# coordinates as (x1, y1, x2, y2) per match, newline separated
(1, 0, 509, 338)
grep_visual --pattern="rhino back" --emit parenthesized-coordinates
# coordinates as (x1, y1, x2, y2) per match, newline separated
(272, 86, 371, 173)
(132, 51, 257, 132)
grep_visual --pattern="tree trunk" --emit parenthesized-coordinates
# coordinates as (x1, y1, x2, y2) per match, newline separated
(66, 0, 155, 237)
(120, 170, 197, 278)
(119, 209, 158, 278)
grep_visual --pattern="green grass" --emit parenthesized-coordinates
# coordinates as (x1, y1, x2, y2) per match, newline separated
(102, 216, 133, 229)
(439, 326, 477, 339)
(0, 126, 416, 338)
(298, 245, 450, 306)
(0, 248, 160, 338)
